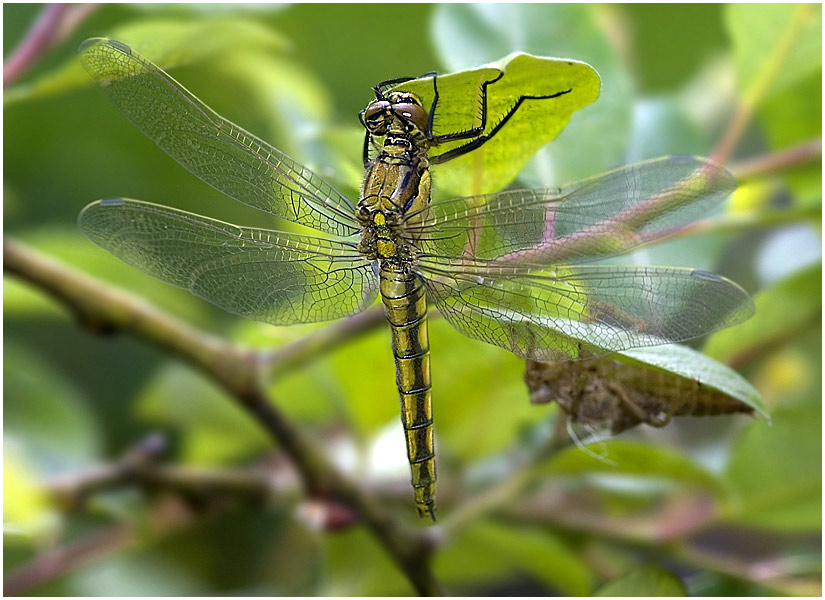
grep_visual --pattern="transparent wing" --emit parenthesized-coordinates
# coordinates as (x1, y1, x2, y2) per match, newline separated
(79, 198, 377, 325)
(78, 38, 358, 237)
(417, 259, 754, 361)
(405, 156, 735, 265)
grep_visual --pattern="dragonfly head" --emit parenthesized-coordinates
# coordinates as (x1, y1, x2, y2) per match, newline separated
(360, 91, 428, 137)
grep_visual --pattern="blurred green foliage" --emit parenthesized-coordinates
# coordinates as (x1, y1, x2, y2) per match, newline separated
(4, 3, 821, 596)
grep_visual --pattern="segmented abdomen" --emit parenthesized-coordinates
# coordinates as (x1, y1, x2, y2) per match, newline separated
(379, 265, 436, 519)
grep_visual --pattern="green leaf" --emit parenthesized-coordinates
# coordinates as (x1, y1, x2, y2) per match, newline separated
(135, 364, 271, 465)
(757, 72, 822, 209)
(4, 340, 102, 473)
(429, 319, 541, 462)
(621, 5, 728, 94)
(544, 440, 724, 496)
(726, 4, 822, 101)
(205, 51, 334, 167)
(3, 444, 58, 544)
(704, 264, 821, 367)
(397, 52, 600, 196)
(758, 72, 822, 151)
(128, 3, 287, 16)
(595, 566, 686, 596)
(436, 522, 594, 595)
(432, 4, 633, 186)
(322, 327, 398, 436)
(323, 528, 413, 595)
(3, 276, 70, 319)
(5, 17, 287, 105)
(63, 551, 209, 596)
(725, 400, 821, 531)
(617, 344, 767, 419)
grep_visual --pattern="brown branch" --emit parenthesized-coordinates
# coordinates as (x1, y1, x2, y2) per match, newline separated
(711, 4, 817, 164)
(674, 544, 821, 596)
(731, 138, 822, 181)
(48, 432, 169, 510)
(5, 488, 215, 595)
(3, 237, 444, 596)
(4, 3, 98, 88)
(46, 432, 280, 511)
(263, 304, 386, 377)
(504, 492, 816, 595)
(4, 523, 135, 596)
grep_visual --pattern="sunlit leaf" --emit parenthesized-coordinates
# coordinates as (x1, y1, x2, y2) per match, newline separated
(595, 566, 686, 596)
(622, 4, 728, 94)
(5, 18, 287, 105)
(322, 327, 398, 435)
(4, 340, 101, 473)
(435, 522, 594, 595)
(617, 344, 767, 419)
(323, 528, 413, 595)
(725, 400, 821, 531)
(3, 276, 69, 319)
(758, 72, 822, 151)
(544, 440, 725, 496)
(726, 4, 822, 100)
(757, 72, 822, 208)
(429, 319, 540, 462)
(3, 443, 57, 544)
(135, 364, 271, 464)
(206, 51, 335, 167)
(432, 4, 633, 186)
(397, 52, 600, 196)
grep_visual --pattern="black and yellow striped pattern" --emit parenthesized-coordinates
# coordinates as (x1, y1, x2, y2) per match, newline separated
(379, 264, 435, 519)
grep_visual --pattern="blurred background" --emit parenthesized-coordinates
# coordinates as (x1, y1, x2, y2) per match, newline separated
(4, 3, 821, 596)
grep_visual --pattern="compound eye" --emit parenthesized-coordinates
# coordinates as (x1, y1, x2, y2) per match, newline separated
(393, 102, 428, 132)
(362, 100, 389, 133)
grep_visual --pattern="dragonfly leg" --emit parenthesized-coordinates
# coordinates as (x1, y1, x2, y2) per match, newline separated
(426, 69, 504, 145)
(430, 87, 572, 164)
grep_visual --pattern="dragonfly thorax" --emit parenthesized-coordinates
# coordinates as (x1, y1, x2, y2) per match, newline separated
(357, 91, 432, 265)
(356, 207, 415, 266)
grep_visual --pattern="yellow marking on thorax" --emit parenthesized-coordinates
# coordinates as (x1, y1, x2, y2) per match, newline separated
(373, 211, 397, 258)
(377, 239, 396, 257)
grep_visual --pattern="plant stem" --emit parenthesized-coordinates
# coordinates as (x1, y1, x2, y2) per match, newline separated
(731, 138, 822, 180)
(711, 4, 817, 164)
(4, 4, 98, 87)
(263, 305, 386, 377)
(4, 524, 135, 596)
(3, 237, 444, 596)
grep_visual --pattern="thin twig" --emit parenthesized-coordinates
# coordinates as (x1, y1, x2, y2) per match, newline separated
(4, 4, 98, 87)
(5, 487, 217, 595)
(711, 4, 817, 164)
(674, 544, 822, 596)
(48, 432, 169, 510)
(263, 305, 386, 376)
(3, 237, 444, 596)
(4, 524, 135, 596)
(731, 138, 822, 181)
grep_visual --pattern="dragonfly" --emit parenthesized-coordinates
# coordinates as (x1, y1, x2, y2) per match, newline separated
(77, 38, 754, 520)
